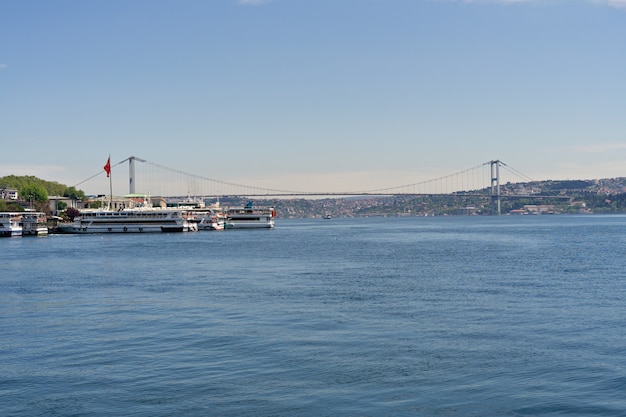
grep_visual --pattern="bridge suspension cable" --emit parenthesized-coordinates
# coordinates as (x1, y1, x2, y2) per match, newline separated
(73, 156, 532, 197)
(140, 159, 310, 196)
(353, 163, 488, 195)
(498, 162, 534, 183)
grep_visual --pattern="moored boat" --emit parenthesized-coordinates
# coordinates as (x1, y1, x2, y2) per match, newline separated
(187, 209, 226, 231)
(224, 202, 276, 229)
(21, 212, 49, 236)
(0, 213, 23, 237)
(59, 206, 192, 234)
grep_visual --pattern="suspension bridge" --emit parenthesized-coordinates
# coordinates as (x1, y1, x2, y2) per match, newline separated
(75, 156, 549, 214)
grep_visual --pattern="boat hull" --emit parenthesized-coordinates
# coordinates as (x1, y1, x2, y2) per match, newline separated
(62, 223, 189, 233)
(225, 219, 275, 229)
(0, 226, 21, 237)
(22, 226, 49, 236)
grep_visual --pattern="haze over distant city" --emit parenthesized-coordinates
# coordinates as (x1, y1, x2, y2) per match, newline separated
(1, 0, 625, 196)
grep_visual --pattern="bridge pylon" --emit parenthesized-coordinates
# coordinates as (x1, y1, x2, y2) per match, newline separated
(490, 160, 502, 215)
(128, 156, 146, 195)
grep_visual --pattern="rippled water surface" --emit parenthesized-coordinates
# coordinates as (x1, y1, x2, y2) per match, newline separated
(2, 215, 626, 416)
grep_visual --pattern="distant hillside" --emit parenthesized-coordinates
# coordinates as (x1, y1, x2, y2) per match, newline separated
(0, 175, 86, 202)
(502, 178, 626, 195)
(264, 177, 626, 217)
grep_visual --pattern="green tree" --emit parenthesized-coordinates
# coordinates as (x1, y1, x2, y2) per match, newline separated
(64, 186, 85, 200)
(0, 200, 24, 212)
(20, 183, 48, 204)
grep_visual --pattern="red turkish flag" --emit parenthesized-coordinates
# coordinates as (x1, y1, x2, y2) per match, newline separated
(104, 157, 111, 177)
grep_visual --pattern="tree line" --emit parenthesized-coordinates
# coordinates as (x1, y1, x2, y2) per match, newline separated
(0, 175, 86, 212)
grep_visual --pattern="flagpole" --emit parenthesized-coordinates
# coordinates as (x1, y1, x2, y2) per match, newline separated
(103, 156, 113, 210)
(109, 155, 113, 210)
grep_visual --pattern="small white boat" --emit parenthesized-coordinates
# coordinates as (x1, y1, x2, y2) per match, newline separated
(188, 210, 226, 231)
(181, 199, 227, 231)
(224, 202, 276, 229)
(21, 212, 49, 236)
(0, 213, 23, 237)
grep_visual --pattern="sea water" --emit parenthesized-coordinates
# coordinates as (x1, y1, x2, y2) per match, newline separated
(2, 215, 626, 416)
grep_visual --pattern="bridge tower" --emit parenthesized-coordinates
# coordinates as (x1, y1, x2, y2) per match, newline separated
(128, 156, 146, 195)
(490, 160, 501, 215)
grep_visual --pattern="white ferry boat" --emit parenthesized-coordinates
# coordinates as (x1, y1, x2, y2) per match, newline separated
(21, 212, 49, 236)
(224, 202, 276, 229)
(0, 212, 23, 237)
(61, 207, 191, 234)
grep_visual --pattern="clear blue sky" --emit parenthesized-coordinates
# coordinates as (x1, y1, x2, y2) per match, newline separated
(1, 0, 625, 195)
